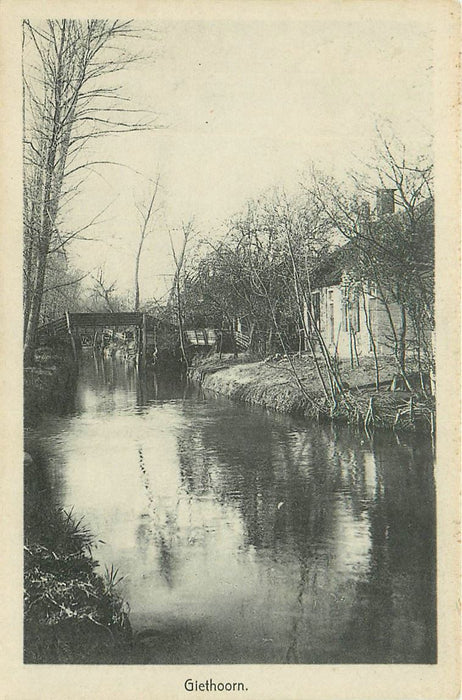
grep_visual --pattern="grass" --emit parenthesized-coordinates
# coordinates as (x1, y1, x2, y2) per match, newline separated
(190, 352, 434, 432)
(24, 503, 132, 664)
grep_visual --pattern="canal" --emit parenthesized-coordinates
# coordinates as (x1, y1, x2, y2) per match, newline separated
(25, 356, 436, 664)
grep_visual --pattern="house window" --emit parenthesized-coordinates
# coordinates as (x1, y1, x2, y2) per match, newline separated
(366, 280, 377, 297)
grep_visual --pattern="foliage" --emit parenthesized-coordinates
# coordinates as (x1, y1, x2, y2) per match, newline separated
(24, 506, 131, 663)
(39, 255, 88, 323)
(183, 191, 334, 353)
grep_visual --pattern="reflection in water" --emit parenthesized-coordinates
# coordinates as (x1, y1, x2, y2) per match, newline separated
(25, 357, 436, 664)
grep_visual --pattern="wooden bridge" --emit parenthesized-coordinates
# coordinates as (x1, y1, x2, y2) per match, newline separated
(37, 311, 172, 364)
(37, 312, 249, 362)
(38, 311, 160, 337)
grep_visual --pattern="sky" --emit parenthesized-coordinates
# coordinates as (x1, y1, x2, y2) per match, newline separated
(63, 12, 434, 302)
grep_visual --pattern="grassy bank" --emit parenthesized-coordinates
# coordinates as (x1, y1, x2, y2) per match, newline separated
(24, 507, 132, 663)
(189, 353, 434, 433)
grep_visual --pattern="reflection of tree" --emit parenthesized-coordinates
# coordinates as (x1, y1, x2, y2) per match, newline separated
(175, 403, 435, 663)
(81, 357, 190, 412)
(31, 356, 436, 664)
(176, 406, 370, 554)
(135, 447, 177, 588)
(329, 423, 374, 519)
(338, 449, 392, 662)
(279, 428, 345, 662)
(285, 562, 323, 663)
(135, 371, 148, 406)
(339, 432, 436, 663)
(176, 407, 348, 662)
(177, 408, 280, 549)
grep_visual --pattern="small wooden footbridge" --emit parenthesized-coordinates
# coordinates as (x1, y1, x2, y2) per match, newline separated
(37, 311, 168, 363)
(37, 311, 248, 362)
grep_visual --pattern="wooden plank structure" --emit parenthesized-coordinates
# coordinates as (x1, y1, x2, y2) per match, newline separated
(234, 330, 250, 350)
(37, 311, 171, 365)
(38, 311, 159, 336)
(184, 328, 218, 347)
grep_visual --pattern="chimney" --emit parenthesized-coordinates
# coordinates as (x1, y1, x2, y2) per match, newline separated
(376, 189, 395, 216)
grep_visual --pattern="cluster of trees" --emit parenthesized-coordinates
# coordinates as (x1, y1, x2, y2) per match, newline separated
(308, 142, 434, 388)
(23, 19, 152, 364)
(180, 135, 434, 400)
(22, 20, 434, 401)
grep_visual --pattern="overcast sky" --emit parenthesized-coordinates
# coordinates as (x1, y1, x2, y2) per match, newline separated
(65, 13, 434, 301)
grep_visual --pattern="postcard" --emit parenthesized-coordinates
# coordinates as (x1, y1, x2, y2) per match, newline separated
(0, 1, 460, 698)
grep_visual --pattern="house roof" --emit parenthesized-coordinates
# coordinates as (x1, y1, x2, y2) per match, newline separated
(312, 198, 434, 290)
(312, 242, 356, 289)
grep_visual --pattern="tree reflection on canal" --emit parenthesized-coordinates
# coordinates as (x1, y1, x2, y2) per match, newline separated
(25, 357, 436, 664)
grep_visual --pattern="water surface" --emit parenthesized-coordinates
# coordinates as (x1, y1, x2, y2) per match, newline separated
(25, 356, 436, 664)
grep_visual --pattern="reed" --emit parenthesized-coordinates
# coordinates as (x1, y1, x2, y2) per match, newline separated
(24, 504, 131, 664)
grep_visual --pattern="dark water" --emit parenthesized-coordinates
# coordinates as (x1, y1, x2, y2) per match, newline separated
(25, 356, 436, 664)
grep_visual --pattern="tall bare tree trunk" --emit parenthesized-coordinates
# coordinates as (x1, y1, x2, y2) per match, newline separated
(398, 304, 407, 375)
(283, 219, 347, 407)
(134, 175, 160, 311)
(24, 25, 66, 365)
(169, 222, 192, 368)
(361, 289, 380, 390)
(23, 20, 154, 364)
(176, 271, 188, 368)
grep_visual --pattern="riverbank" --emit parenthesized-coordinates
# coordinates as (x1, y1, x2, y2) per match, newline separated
(24, 451, 134, 663)
(189, 353, 434, 433)
(24, 494, 133, 662)
(24, 343, 133, 663)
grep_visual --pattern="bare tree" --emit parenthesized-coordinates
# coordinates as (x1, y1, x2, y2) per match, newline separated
(40, 253, 89, 322)
(271, 190, 350, 409)
(23, 20, 155, 365)
(169, 222, 193, 367)
(91, 268, 118, 313)
(134, 174, 161, 311)
(305, 132, 434, 389)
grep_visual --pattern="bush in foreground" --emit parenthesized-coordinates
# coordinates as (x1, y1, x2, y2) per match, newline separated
(24, 506, 132, 664)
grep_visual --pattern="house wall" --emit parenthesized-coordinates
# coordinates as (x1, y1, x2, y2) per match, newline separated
(309, 284, 414, 361)
(318, 286, 371, 359)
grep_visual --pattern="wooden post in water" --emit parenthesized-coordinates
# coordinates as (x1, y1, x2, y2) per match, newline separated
(65, 311, 78, 361)
(142, 312, 147, 370)
(135, 327, 141, 368)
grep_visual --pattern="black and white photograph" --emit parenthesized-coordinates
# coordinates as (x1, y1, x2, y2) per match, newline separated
(0, 1, 459, 698)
